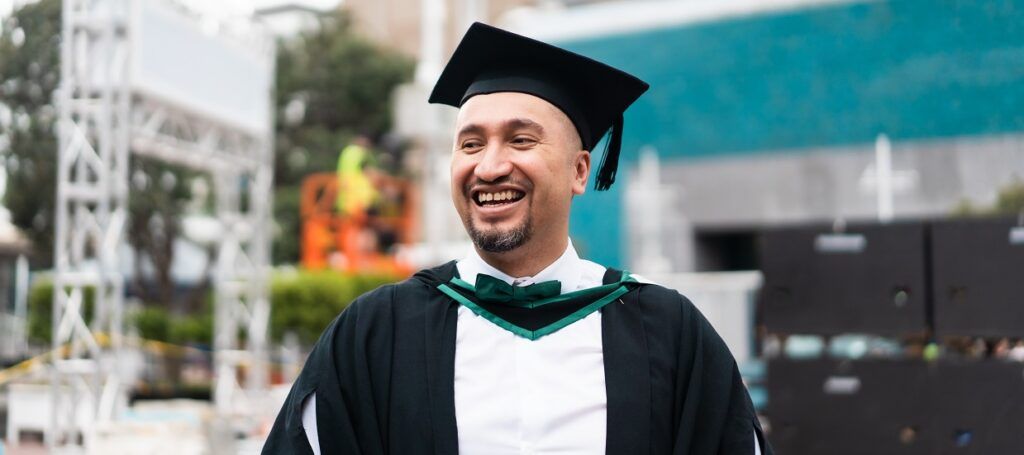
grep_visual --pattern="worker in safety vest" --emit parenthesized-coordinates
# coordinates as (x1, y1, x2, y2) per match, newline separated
(335, 135, 379, 216)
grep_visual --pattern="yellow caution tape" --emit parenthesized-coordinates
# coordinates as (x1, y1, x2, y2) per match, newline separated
(0, 333, 296, 386)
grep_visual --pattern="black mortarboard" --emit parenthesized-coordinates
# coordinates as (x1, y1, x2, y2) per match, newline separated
(429, 22, 649, 190)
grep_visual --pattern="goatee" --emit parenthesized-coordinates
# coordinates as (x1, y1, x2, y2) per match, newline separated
(467, 214, 533, 252)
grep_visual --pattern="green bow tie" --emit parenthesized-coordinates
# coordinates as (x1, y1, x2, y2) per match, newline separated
(474, 274, 562, 304)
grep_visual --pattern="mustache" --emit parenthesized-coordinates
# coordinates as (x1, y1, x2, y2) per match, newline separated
(463, 176, 532, 195)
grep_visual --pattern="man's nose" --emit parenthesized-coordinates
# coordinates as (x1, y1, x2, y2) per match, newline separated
(473, 143, 513, 182)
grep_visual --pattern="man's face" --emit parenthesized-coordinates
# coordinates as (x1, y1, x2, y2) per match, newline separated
(451, 92, 590, 253)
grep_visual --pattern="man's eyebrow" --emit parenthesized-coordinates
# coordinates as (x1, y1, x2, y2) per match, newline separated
(456, 118, 546, 137)
(456, 123, 486, 138)
(505, 118, 545, 134)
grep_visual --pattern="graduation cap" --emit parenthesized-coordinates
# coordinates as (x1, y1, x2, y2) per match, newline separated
(429, 22, 649, 190)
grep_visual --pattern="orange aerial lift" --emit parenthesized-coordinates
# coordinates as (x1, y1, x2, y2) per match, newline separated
(300, 172, 418, 275)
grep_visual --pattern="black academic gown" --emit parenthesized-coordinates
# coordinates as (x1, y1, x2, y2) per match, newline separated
(262, 261, 771, 455)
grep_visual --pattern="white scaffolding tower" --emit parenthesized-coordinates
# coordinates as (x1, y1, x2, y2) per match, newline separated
(52, 0, 274, 449)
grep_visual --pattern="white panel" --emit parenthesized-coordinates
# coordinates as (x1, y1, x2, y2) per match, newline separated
(647, 271, 762, 364)
(131, 1, 273, 135)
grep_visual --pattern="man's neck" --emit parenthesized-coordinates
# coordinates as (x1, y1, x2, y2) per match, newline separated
(475, 236, 569, 278)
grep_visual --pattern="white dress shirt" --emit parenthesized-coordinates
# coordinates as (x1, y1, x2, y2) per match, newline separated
(300, 241, 761, 454)
(453, 241, 608, 455)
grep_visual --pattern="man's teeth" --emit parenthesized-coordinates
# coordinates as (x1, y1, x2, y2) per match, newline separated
(477, 191, 521, 203)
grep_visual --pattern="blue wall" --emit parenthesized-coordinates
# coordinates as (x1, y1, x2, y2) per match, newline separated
(564, 0, 1024, 267)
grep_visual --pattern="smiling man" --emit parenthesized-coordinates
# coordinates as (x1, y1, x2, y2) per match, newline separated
(263, 23, 770, 455)
(451, 93, 584, 276)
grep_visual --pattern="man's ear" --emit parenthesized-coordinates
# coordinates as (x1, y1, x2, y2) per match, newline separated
(572, 150, 591, 196)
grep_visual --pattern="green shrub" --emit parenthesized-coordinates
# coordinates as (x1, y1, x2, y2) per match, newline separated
(169, 308, 213, 346)
(134, 306, 172, 343)
(270, 269, 400, 344)
(27, 269, 399, 347)
(27, 280, 95, 344)
(132, 305, 213, 346)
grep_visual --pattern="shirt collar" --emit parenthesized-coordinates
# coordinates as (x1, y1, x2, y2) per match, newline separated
(456, 240, 583, 295)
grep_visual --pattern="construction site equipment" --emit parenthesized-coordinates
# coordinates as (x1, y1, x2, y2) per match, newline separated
(300, 172, 417, 275)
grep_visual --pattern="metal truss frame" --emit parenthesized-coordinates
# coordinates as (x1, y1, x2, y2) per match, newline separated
(130, 96, 275, 417)
(53, 0, 274, 449)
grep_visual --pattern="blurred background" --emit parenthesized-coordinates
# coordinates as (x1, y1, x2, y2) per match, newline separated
(0, 0, 1022, 453)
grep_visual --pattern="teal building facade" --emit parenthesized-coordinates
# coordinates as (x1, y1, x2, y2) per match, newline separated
(559, 0, 1024, 268)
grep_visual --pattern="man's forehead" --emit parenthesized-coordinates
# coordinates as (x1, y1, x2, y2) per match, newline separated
(456, 92, 573, 132)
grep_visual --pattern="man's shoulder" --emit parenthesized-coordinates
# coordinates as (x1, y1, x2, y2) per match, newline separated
(602, 270, 700, 323)
(581, 260, 685, 301)
(631, 277, 698, 317)
(582, 260, 698, 320)
(344, 261, 457, 314)
(631, 273, 689, 299)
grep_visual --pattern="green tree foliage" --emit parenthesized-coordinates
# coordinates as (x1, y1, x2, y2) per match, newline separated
(2, 3, 413, 268)
(0, 0, 192, 289)
(272, 185, 302, 267)
(126, 159, 194, 307)
(272, 12, 414, 263)
(0, 0, 61, 267)
(274, 12, 413, 186)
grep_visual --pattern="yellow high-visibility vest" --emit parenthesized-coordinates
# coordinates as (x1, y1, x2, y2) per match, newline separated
(336, 144, 378, 215)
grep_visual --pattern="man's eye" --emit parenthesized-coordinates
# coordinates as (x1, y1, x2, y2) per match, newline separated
(511, 137, 536, 146)
(462, 141, 483, 150)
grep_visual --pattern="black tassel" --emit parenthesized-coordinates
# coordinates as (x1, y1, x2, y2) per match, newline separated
(594, 114, 624, 191)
